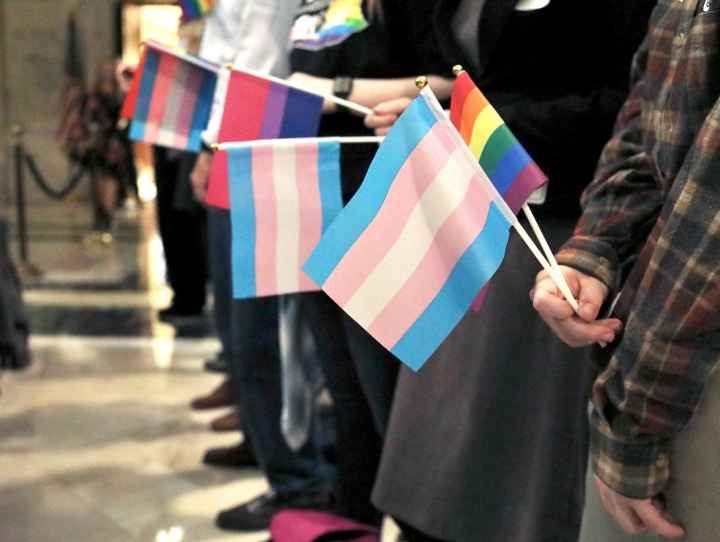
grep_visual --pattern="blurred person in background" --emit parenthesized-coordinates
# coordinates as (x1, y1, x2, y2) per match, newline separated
(189, 0, 338, 532)
(81, 60, 135, 237)
(279, 0, 453, 531)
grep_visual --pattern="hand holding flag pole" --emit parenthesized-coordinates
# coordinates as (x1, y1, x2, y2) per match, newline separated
(445, 67, 580, 314)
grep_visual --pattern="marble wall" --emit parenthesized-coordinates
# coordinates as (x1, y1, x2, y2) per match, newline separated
(0, 0, 118, 206)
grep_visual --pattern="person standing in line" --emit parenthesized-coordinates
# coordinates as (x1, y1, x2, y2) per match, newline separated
(283, 0, 453, 528)
(189, 0, 337, 532)
(533, 2, 720, 540)
(364, 1, 655, 541)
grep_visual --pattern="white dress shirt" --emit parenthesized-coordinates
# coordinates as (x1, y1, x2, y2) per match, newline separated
(200, 0, 300, 145)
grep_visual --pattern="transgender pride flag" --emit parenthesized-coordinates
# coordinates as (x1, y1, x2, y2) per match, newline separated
(127, 42, 218, 152)
(205, 69, 324, 209)
(305, 87, 516, 371)
(227, 139, 343, 299)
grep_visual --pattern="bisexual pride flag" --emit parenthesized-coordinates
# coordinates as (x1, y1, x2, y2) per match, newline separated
(451, 71, 547, 213)
(179, 0, 214, 22)
(227, 139, 343, 299)
(206, 69, 324, 209)
(304, 87, 516, 371)
(127, 42, 218, 152)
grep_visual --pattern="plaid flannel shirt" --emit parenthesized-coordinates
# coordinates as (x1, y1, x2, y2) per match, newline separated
(556, 0, 720, 499)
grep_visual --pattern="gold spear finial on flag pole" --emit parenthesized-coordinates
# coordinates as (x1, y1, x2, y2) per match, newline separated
(224, 63, 234, 71)
(415, 76, 428, 90)
(117, 118, 129, 130)
(452, 64, 464, 76)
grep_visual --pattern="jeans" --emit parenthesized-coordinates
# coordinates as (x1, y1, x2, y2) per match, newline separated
(230, 294, 336, 496)
(211, 208, 335, 496)
(297, 292, 399, 525)
(207, 208, 232, 358)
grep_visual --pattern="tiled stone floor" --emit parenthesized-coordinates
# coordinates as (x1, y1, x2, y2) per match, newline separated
(1, 201, 400, 542)
(0, 338, 269, 542)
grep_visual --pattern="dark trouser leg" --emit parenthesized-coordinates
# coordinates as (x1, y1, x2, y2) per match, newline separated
(154, 148, 206, 311)
(207, 208, 232, 358)
(299, 292, 383, 525)
(229, 293, 335, 496)
(341, 314, 399, 437)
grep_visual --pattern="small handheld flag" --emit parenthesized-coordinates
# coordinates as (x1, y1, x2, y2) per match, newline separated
(225, 138, 343, 299)
(125, 42, 218, 152)
(450, 70, 547, 213)
(305, 87, 517, 371)
(205, 69, 324, 209)
(179, 0, 215, 22)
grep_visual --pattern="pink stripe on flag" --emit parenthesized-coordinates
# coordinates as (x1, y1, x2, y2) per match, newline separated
(368, 172, 493, 349)
(145, 53, 178, 142)
(296, 143, 322, 291)
(252, 146, 278, 296)
(323, 123, 456, 306)
(205, 151, 229, 209)
(173, 63, 203, 149)
(470, 283, 491, 312)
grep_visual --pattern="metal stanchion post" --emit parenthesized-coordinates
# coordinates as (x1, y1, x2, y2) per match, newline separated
(11, 125, 28, 263)
(11, 125, 42, 278)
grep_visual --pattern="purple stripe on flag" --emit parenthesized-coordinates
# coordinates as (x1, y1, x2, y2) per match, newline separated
(504, 162, 547, 214)
(260, 83, 289, 139)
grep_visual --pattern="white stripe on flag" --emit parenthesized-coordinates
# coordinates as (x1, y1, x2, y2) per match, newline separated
(274, 144, 301, 293)
(343, 147, 478, 327)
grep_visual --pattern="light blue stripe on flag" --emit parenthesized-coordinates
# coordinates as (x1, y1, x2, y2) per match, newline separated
(129, 49, 160, 142)
(391, 203, 512, 370)
(490, 143, 532, 196)
(228, 148, 256, 299)
(317, 141, 343, 230)
(187, 69, 217, 152)
(304, 96, 439, 285)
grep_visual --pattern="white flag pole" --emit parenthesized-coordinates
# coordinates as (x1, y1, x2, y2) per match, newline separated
(522, 203, 580, 312)
(218, 136, 384, 151)
(228, 64, 374, 117)
(419, 77, 580, 312)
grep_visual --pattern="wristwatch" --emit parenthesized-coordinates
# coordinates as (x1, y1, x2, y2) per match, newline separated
(333, 76, 354, 100)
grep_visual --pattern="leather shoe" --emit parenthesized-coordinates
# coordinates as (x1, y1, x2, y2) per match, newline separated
(191, 378, 233, 410)
(216, 490, 334, 532)
(203, 441, 257, 469)
(210, 410, 242, 432)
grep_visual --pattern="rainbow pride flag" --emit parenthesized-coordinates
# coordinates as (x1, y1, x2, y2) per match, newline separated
(227, 139, 343, 299)
(179, 0, 214, 22)
(292, 0, 369, 51)
(451, 71, 547, 214)
(205, 69, 324, 209)
(127, 42, 218, 152)
(304, 87, 515, 371)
